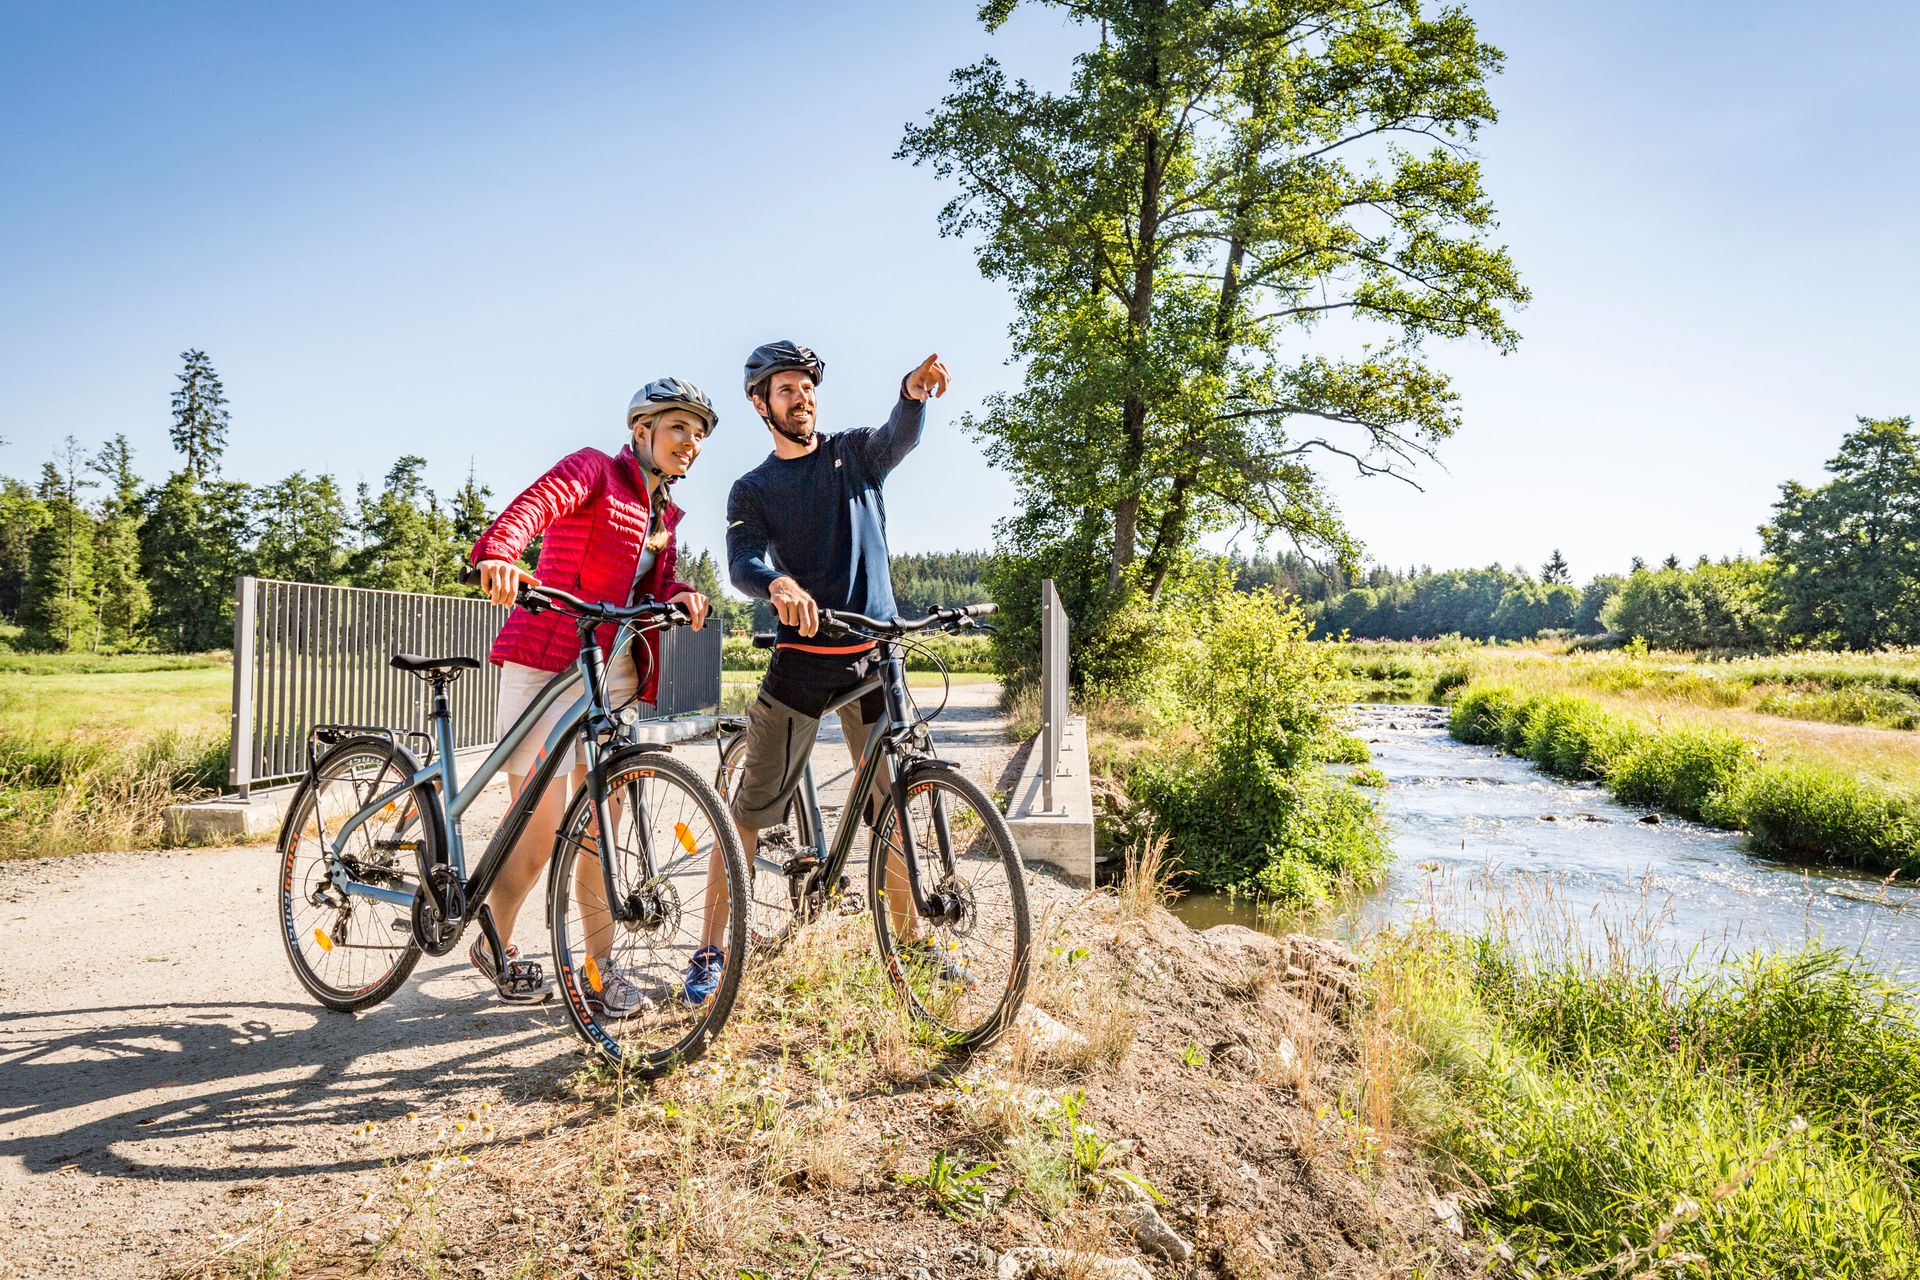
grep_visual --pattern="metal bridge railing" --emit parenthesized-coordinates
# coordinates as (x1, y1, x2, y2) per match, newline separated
(1039, 577, 1070, 812)
(228, 576, 721, 797)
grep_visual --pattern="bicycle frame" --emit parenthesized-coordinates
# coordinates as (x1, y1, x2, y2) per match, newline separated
(769, 638, 959, 922)
(322, 623, 652, 928)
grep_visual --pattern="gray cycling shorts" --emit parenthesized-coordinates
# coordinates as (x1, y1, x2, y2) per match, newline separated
(728, 686, 889, 831)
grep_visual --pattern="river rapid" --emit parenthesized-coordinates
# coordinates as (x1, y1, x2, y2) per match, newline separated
(1176, 704, 1920, 976)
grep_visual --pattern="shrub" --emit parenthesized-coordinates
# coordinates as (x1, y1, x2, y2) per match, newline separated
(1605, 724, 1755, 823)
(1731, 764, 1920, 873)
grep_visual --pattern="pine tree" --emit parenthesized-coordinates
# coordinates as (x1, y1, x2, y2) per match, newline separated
(1540, 549, 1571, 584)
(21, 440, 99, 649)
(89, 435, 150, 647)
(0, 476, 48, 619)
(449, 461, 493, 545)
(170, 349, 230, 480)
(1662, 554, 1682, 570)
(252, 472, 348, 583)
(349, 456, 439, 592)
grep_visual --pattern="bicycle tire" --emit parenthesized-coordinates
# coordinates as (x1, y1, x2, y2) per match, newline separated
(868, 761, 1031, 1051)
(714, 727, 813, 955)
(549, 747, 748, 1075)
(276, 735, 436, 1012)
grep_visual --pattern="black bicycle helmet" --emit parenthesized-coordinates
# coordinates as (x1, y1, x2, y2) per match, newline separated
(742, 340, 825, 399)
(627, 376, 718, 432)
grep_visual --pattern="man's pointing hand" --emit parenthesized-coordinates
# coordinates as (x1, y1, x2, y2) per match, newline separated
(904, 353, 950, 402)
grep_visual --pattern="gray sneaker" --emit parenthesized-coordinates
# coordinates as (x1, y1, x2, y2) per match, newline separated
(586, 961, 656, 1020)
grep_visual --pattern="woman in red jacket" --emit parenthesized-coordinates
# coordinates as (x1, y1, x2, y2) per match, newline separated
(468, 378, 714, 1010)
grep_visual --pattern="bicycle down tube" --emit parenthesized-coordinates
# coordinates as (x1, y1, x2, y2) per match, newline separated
(326, 628, 653, 923)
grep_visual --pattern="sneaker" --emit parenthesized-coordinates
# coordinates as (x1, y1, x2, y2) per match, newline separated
(585, 960, 655, 1021)
(469, 937, 552, 1004)
(901, 937, 976, 991)
(681, 946, 726, 1006)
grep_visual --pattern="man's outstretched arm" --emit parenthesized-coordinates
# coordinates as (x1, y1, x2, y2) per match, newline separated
(861, 352, 950, 477)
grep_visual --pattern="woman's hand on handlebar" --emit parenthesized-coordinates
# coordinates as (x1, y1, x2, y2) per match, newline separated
(477, 559, 538, 608)
(668, 589, 710, 631)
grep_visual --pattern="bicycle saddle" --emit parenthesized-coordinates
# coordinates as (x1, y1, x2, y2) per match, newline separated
(389, 653, 482, 675)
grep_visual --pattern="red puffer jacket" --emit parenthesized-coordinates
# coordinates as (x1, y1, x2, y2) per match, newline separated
(469, 444, 693, 704)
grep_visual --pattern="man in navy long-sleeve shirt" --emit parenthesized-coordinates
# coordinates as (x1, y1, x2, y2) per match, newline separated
(695, 342, 949, 988)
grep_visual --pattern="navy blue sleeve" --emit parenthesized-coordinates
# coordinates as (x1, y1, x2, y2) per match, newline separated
(845, 390, 926, 479)
(725, 478, 781, 600)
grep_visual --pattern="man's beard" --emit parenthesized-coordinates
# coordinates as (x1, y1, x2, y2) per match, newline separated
(772, 404, 815, 439)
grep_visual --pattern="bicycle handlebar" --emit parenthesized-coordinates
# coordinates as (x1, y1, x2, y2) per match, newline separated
(457, 565, 689, 627)
(748, 602, 997, 648)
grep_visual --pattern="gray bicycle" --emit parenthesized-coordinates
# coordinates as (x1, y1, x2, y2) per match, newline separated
(275, 573, 747, 1076)
(715, 604, 1030, 1051)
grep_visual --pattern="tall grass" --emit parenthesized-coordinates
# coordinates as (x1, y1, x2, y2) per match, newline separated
(0, 728, 226, 858)
(1374, 930, 1920, 1278)
(1451, 682, 1920, 873)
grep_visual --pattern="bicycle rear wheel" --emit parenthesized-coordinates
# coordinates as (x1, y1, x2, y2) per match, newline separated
(714, 726, 813, 955)
(277, 737, 433, 1012)
(869, 762, 1031, 1051)
(550, 747, 747, 1075)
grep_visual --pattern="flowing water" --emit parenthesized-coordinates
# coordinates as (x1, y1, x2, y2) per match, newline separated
(1175, 704, 1920, 975)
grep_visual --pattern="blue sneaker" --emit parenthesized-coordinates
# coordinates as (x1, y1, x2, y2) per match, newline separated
(682, 946, 726, 1006)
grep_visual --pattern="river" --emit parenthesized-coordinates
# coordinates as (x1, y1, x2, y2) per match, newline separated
(1175, 704, 1920, 976)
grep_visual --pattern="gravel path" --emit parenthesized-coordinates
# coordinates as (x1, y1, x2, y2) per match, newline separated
(0, 681, 1015, 1278)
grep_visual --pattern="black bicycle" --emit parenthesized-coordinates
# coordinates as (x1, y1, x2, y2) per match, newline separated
(715, 604, 1031, 1051)
(275, 571, 747, 1076)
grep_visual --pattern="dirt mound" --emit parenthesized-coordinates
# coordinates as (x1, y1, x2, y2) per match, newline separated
(169, 875, 1478, 1278)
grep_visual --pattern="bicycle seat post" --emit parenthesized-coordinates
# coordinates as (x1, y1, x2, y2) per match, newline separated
(427, 673, 459, 787)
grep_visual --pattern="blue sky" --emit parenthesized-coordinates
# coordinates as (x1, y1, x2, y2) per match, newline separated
(3, 1, 1915, 589)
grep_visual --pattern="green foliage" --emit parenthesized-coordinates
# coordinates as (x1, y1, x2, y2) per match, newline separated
(89, 435, 149, 647)
(1315, 565, 1582, 641)
(251, 472, 349, 584)
(1122, 584, 1386, 901)
(902, 0, 1526, 610)
(0, 477, 47, 619)
(142, 471, 251, 651)
(20, 442, 98, 650)
(1450, 681, 1920, 873)
(1392, 934, 1920, 1277)
(894, 1149, 997, 1221)
(168, 348, 229, 480)
(1763, 416, 1920, 649)
(1603, 558, 1775, 650)
(1573, 573, 1625, 634)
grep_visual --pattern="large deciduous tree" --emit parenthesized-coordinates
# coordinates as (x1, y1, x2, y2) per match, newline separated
(1761, 416, 1920, 649)
(900, 0, 1527, 619)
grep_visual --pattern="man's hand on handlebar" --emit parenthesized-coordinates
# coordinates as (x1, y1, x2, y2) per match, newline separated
(669, 589, 710, 631)
(769, 576, 819, 638)
(477, 559, 537, 608)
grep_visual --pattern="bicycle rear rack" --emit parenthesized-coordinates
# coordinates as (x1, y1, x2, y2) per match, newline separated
(307, 724, 438, 773)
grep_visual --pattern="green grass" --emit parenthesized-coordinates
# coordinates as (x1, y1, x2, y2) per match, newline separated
(0, 650, 234, 857)
(1376, 930, 1920, 1278)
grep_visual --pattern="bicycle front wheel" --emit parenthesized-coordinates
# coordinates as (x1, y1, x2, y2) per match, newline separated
(277, 737, 433, 1012)
(869, 762, 1031, 1051)
(550, 747, 747, 1075)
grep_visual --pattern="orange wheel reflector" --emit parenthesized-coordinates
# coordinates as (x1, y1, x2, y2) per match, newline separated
(584, 955, 603, 993)
(674, 822, 697, 855)
(313, 928, 334, 952)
